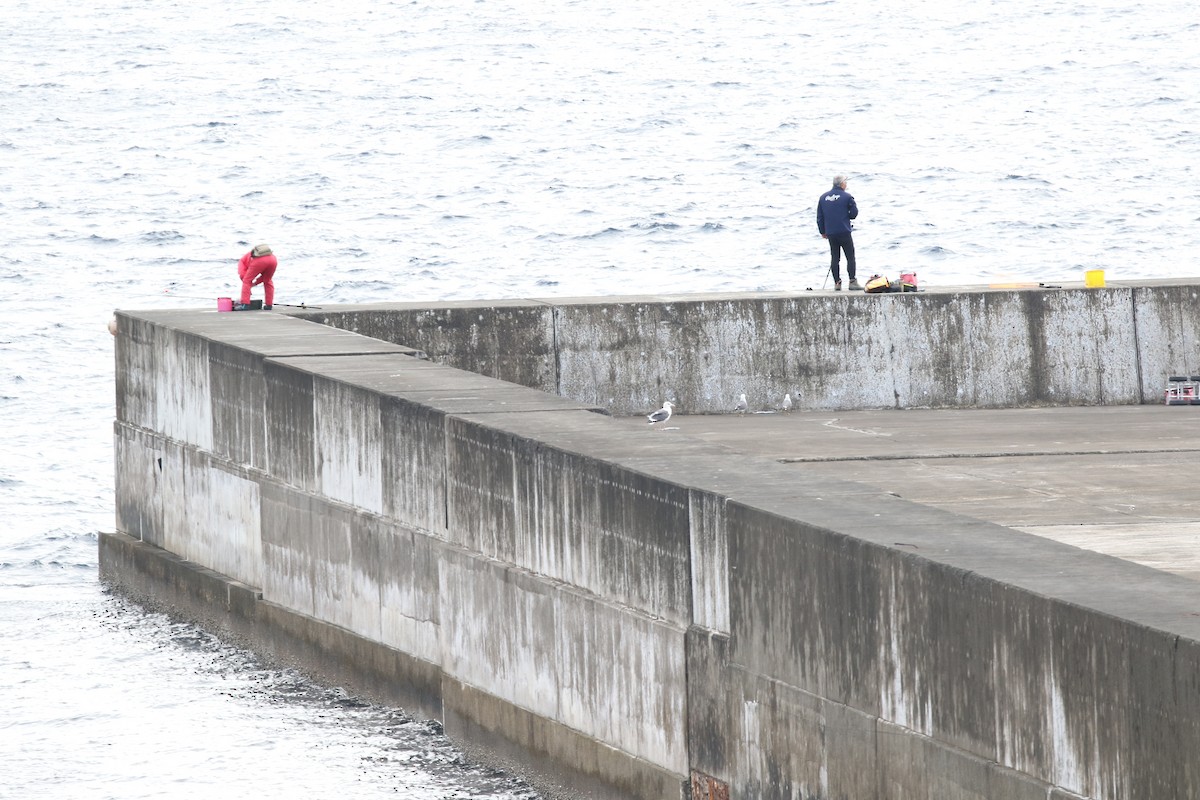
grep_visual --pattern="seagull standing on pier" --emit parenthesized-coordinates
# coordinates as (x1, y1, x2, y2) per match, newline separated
(782, 393, 793, 413)
(733, 393, 748, 414)
(647, 401, 674, 425)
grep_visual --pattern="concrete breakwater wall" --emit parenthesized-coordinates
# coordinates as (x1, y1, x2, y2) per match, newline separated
(291, 281, 1200, 414)
(103, 290, 1200, 800)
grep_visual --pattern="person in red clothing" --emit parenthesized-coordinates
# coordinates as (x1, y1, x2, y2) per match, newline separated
(236, 244, 277, 310)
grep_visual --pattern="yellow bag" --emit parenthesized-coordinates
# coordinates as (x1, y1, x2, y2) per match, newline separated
(864, 274, 891, 293)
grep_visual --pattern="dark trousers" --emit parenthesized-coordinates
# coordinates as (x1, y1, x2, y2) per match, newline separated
(827, 233, 856, 283)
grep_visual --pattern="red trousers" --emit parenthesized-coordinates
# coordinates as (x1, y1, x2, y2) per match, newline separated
(238, 253, 277, 305)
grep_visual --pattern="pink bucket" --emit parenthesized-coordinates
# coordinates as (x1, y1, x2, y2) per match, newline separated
(216, 297, 233, 312)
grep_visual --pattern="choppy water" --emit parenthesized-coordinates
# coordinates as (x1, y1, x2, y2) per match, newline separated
(2, 0, 1198, 796)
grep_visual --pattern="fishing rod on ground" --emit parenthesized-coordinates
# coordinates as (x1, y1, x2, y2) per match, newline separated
(130, 292, 325, 310)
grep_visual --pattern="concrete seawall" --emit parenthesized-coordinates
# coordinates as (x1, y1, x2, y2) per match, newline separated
(288, 281, 1200, 414)
(103, 286, 1200, 800)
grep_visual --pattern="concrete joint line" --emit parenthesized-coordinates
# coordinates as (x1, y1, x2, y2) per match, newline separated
(778, 446, 1200, 463)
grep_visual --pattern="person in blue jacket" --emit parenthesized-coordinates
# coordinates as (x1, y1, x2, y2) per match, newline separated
(816, 175, 860, 290)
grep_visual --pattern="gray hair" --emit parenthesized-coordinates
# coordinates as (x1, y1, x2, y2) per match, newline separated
(832, 175, 847, 187)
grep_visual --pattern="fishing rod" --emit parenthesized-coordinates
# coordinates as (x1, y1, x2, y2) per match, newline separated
(148, 292, 323, 310)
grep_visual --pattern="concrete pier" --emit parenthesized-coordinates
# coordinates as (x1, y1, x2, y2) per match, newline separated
(102, 284, 1200, 800)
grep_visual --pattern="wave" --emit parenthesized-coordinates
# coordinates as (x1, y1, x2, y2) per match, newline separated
(575, 227, 623, 239)
(140, 230, 184, 242)
(630, 221, 681, 231)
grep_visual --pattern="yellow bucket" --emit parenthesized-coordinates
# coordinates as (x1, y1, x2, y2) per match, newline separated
(1085, 269, 1105, 288)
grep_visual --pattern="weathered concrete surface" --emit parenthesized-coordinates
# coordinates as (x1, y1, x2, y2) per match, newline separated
(622, 405, 1200, 581)
(98, 531, 445, 721)
(617, 405, 1200, 798)
(292, 280, 1200, 414)
(105, 294, 1200, 800)
(292, 300, 556, 389)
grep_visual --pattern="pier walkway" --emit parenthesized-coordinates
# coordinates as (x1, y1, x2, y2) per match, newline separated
(618, 404, 1200, 582)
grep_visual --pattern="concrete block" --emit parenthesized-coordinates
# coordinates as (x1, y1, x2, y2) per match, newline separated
(1174, 638, 1200, 799)
(380, 396, 448, 534)
(731, 671, 878, 800)
(518, 437, 692, 624)
(347, 514, 383, 642)
(377, 520, 441, 664)
(443, 678, 688, 800)
(155, 326, 213, 449)
(209, 340, 269, 469)
(439, 546, 561, 721)
(1132, 284, 1200, 403)
(264, 360, 316, 491)
(885, 289, 1139, 407)
(151, 444, 261, 589)
(727, 500, 1004, 761)
(439, 547, 688, 774)
(553, 586, 688, 774)
(114, 313, 160, 429)
(98, 532, 262, 641)
(254, 599, 443, 722)
(1124, 623, 1190, 798)
(1047, 602, 1131, 798)
(992, 583, 1055, 780)
(260, 482, 320, 618)
(725, 503, 884, 714)
(1030, 288, 1140, 404)
(445, 416, 519, 557)
(878, 720, 1049, 800)
(685, 627, 731, 777)
(446, 413, 693, 622)
(113, 423, 164, 545)
(554, 297, 856, 416)
(260, 485, 424, 648)
(121, 307, 420, 357)
(689, 489, 730, 634)
(302, 302, 556, 391)
(314, 377, 384, 515)
(178, 449, 261, 589)
(890, 563, 998, 757)
(259, 485, 376, 635)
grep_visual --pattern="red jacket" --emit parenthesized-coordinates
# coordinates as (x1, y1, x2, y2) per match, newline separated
(239, 251, 277, 282)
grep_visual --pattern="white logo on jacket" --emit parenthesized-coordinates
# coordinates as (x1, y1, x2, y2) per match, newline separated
(825, 194, 841, 201)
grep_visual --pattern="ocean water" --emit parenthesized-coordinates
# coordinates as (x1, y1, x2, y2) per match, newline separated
(1, 0, 1198, 797)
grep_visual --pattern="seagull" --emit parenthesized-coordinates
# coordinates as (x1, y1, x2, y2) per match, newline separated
(733, 393, 748, 414)
(782, 393, 793, 413)
(647, 400, 674, 425)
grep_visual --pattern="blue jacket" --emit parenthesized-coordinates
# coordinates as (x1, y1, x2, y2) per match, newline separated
(816, 185, 858, 236)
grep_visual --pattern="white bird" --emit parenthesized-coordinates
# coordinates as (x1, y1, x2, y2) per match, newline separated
(733, 393, 748, 414)
(782, 393, 793, 413)
(647, 400, 674, 425)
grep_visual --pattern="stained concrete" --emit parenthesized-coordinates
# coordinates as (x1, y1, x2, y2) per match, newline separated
(618, 404, 1200, 581)
(106, 294, 1200, 800)
(292, 280, 1200, 414)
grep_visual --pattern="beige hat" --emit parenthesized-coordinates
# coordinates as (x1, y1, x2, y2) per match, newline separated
(251, 244, 273, 257)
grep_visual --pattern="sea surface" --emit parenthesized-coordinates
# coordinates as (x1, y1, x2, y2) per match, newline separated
(2, 0, 1198, 797)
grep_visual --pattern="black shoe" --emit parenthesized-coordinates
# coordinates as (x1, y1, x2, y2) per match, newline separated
(263, 305, 272, 310)
(848, 279, 863, 291)
(834, 281, 843, 291)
